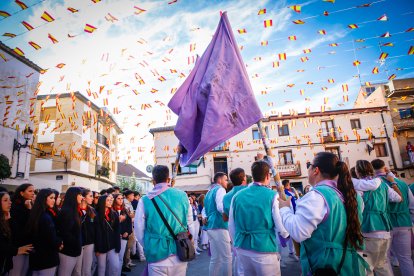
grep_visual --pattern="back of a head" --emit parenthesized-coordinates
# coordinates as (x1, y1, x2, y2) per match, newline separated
(106, 188, 115, 194)
(371, 159, 385, 171)
(229, 168, 245, 186)
(350, 167, 358, 179)
(355, 160, 375, 178)
(152, 165, 169, 184)
(282, 179, 290, 186)
(312, 152, 340, 179)
(213, 172, 226, 183)
(251, 160, 270, 183)
(62, 187, 81, 211)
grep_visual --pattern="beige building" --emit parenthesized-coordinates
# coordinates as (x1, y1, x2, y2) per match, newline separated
(150, 106, 409, 193)
(355, 78, 414, 177)
(29, 92, 123, 192)
(0, 41, 41, 190)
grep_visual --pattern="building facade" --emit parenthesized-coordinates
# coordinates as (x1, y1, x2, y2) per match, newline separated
(0, 41, 42, 190)
(116, 162, 152, 195)
(151, 106, 410, 193)
(355, 78, 414, 177)
(29, 92, 123, 192)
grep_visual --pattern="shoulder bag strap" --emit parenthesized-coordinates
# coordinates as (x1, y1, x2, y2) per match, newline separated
(157, 195, 187, 231)
(151, 198, 177, 240)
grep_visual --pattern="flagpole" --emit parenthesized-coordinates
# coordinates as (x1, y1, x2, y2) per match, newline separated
(257, 120, 287, 200)
(171, 144, 182, 187)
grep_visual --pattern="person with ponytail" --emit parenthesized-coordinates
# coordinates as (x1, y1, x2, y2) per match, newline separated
(9, 183, 35, 276)
(73, 188, 96, 276)
(27, 189, 63, 276)
(112, 193, 131, 275)
(1, 192, 33, 275)
(279, 152, 366, 275)
(56, 187, 83, 276)
(94, 194, 120, 276)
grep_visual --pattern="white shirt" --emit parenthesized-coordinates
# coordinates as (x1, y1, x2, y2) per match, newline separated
(228, 184, 289, 256)
(215, 186, 226, 214)
(134, 190, 193, 264)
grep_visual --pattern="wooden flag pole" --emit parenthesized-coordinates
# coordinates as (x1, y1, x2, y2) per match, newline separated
(257, 120, 287, 200)
(170, 144, 182, 187)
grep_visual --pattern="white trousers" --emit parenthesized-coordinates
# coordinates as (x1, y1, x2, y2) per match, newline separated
(389, 228, 414, 276)
(201, 229, 209, 245)
(32, 266, 57, 276)
(207, 229, 232, 276)
(58, 253, 81, 276)
(190, 220, 200, 247)
(73, 244, 94, 276)
(148, 255, 187, 276)
(233, 251, 244, 276)
(237, 252, 281, 276)
(363, 238, 393, 276)
(96, 249, 119, 276)
(119, 239, 128, 274)
(9, 254, 29, 276)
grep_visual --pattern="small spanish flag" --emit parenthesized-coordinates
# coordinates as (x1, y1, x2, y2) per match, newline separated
(13, 47, 24, 56)
(318, 30, 326, 35)
(92, 0, 101, 3)
(328, 79, 335, 83)
(388, 74, 396, 80)
(48, 33, 58, 43)
(377, 14, 388, 21)
(56, 63, 65, 69)
(300, 57, 308, 62)
(150, 88, 158, 94)
(300, 89, 305, 95)
(408, 46, 414, 55)
(21, 21, 34, 31)
(380, 32, 391, 37)
(290, 5, 301, 13)
(15, 0, 28, 10)
(189, 43, 196, 52)
(261, 41, 268, 46)
(353, 60, 361, 66)
(343, 95, 349, 102)
(406, 27, 414, 32)
(278, 53, 287, 60)
(258, 9, 266, 15)
(0, 11, 11, 17)
(323, 11, 329, 16)
(158, 76, 166, 82)
(288, 35, 296, 41)
(321, 87, 328, 91)
(134, 6, 146, 14)
(329, 43, 339, 47)
(264, 19, 272, 28)
(238, 29, 247, 34)
(272, 61, 279, 67)
(41, 11, 55, 22)
(303, 48, 311, 53)
(171, 88, 177, 94)
(379, 52, 388, 60)
(67, 7, 78, 13)
(3, 33, 16, 38)
(84, 24, 97, 33)
(372, 67, 379, 74)
(348, 24, 358, 29)
(382, 42, 394, 47)
(292, 19, 305, 24)
(342, 84, 348, 92)
(307, 81, 314, 85)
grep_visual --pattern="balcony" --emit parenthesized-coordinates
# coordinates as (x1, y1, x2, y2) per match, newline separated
(322, 135, 343, 143)
(96, 164, 110, 178)
(394, 118, 414, 132)
(211, 141, 229, 152)
(277, 163, 301, 177)
(97, 133, 109, 149)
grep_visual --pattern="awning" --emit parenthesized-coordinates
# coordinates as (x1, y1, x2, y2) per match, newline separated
(174, 183, 211, 192)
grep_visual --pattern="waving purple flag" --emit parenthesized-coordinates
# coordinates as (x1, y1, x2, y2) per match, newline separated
(168, 12, 263, 167)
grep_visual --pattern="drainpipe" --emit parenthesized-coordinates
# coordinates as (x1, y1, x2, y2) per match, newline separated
(381, 111, 397, 169)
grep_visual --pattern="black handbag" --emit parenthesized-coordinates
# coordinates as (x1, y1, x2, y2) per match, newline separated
(303, 238, 348, 276)
(151, 196, 195, 262)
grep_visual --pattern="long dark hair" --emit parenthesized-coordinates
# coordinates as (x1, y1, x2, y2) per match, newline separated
(12, 183, 34, 204)
(82, 188, 96, 219)
(0, 192, 11, 238)
(96, 195, 113, 227)
(355, 160, 375, 179)
(60, 187, 82, 226)
(51, 189, 60, 214)
(313, 152, 363, 250)
(27, 189, 54, 235)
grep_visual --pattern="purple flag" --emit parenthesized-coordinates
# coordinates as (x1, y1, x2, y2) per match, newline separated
(168, 12, 263, 167)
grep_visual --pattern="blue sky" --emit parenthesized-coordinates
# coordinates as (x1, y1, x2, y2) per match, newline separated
(0, 0, 413, 170)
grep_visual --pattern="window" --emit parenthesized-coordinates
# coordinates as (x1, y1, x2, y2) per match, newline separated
(399, 108, 414, 119)
(278, 151, 293, 165)
(38, 143, 53, 157)
(325, 147, 341, 159)
(278, 125, 289, 136)
(83, 111, 92, 127)
(252, 127, 269, 140)
(213, 157, 228, 175)
(172, 163, 197, 175)
(40, 107, 56, 121)
(365, 86, 376, 96)
(350, 119, 361, 130)
(82, 146, 90, 161)
(321, 120, 335, 136)
(212, 141, 228, 151)
(374, 143, 388, 157)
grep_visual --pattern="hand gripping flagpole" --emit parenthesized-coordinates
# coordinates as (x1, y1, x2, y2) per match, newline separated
(171, 144, 182, 187)
(257, 120, 287, 201)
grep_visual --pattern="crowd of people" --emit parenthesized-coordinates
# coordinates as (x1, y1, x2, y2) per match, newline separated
(0, 184, 144, 276)
(1, 151, 414, 276)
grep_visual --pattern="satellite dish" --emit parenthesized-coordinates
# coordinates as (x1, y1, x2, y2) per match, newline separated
(146, 165, 154, 173)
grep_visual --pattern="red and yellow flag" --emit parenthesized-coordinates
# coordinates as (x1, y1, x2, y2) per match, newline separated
(0, 11, 11, 17)
(300, 57, 308, 62)
(3, 33, 16, 38)
(380, 32, 391, 37)
(41, 11, 55, 22)
(353, 60, 361, 66)
(258, 9, 266, 15)
(388, 74, 396, 80)
(56, 63, 65, 69)
(238, 29, 247, 34)
(292, 19, 305, 24)
(272, 61, 279, 68)
(408, 46, 414, 55)
(15, 0, 28, 10)
(323, 11, 329, 16)
(189, 43, 196, 52)
(318, 30, 326, 35)
(328, 79, 334, 83)
(264, 19, 272, 28)
(329, 43, 339, 47)
(67, 7, 79, 13)
(290, 5, 301, 13)
(84, 24, 97, 33)
(48, 33, 58, 43)
(278, 53, 287, 60)
(379, 52, 388, 60)
(406, 27, 414, 32)
(342, 84, 348, 92)
(377, 14, 388, 21)
(348, 24, 358, 29)
(134, 6, 146, 14)
(288, 35, 296, 40)
(13, 47, 24, 56)
(382, 42, 394, 47)
(28, 41, 41, 50)
(372, 67, 379, 74)
(261, 41, 268, 46)
(21, 21, 34, 31)
(303, 49, 311, 53)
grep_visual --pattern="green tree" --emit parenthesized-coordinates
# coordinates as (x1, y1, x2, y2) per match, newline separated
(0, 154, 11, 183)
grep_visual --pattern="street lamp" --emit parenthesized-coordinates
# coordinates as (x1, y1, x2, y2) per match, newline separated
(13, 127, 33, 152)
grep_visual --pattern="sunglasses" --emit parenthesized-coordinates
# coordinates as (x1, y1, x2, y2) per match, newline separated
(306, 162, 313, 169)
